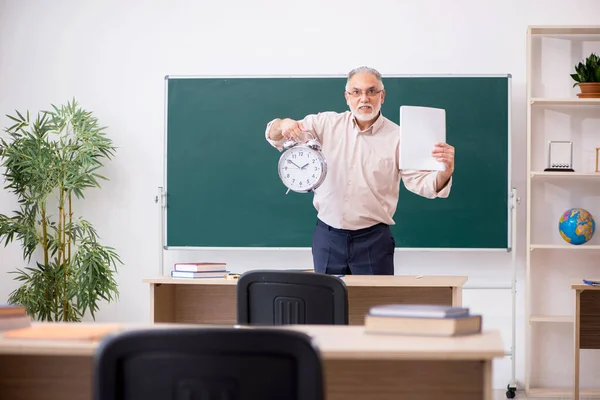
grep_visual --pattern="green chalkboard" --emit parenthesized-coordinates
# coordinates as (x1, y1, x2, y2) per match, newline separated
(165, 75, 510, 249)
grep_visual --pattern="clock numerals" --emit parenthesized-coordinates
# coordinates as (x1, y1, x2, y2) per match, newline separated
(279, 146, 325, 192)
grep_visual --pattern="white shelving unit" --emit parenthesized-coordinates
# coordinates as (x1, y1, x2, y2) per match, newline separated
(526, 26, 600, 398)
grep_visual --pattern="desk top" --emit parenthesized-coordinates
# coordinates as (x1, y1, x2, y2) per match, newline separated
(572, 283, 600, 291)
(143, 275, 468, 288)
(282, 325, 503, 360)
(0, 323, 502, 361)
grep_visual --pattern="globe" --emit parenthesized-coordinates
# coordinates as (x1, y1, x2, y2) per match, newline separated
(558, 208, 596, 245)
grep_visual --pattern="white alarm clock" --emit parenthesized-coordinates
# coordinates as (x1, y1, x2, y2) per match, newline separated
(278, 133, 327, 194)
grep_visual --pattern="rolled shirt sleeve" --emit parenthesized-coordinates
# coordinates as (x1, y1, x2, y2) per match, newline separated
(401, 169, 452, 199)
(265, 118, 287, 151)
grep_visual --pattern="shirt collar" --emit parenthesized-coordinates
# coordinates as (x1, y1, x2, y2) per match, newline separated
(351, 111, 384, 135)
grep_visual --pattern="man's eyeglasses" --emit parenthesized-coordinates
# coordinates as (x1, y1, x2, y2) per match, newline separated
(346, 88, 383, 98)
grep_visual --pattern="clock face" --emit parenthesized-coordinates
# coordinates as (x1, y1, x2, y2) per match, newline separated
(278, 146, 326, 192)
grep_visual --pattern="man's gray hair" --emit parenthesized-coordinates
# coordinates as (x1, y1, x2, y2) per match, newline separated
(345, 66, 384, 91)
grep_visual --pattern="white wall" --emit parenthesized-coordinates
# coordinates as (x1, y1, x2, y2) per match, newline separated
(1, 0, 599, 391)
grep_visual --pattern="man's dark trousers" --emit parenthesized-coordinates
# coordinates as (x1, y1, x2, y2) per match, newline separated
(311, 219, 395, 275)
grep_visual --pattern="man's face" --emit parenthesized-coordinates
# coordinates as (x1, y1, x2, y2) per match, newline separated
(344, 72, 386, 122)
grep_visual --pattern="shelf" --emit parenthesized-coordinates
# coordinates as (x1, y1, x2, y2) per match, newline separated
(526, 25, 600, 395)
(529, 315, 572, 323)
(530, 171, 600, 179)
(529, 26, 600, 42)
(528, 387, 600, 398)
(529, 26, 600, 36)
(530, 98, 600, 105)
(530, 244, 600, 250)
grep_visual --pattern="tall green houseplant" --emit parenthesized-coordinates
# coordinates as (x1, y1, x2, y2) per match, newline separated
(0, 99, 122, 322)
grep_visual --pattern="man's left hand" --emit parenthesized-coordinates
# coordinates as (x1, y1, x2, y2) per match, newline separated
(432, 142, 455, 174)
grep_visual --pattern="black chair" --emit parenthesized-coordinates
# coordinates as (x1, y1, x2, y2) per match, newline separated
(236, 270, 348, 325)
(94, 327, 324, 400)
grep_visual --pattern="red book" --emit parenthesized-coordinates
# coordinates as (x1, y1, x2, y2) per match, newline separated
(173, 262, 227, 272)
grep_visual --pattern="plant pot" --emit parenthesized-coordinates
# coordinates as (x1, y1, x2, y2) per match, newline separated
(577, 82, 600, 98)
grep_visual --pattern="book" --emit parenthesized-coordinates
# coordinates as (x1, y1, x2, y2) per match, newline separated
(170, 270, 229, 279)
(4, 324, 121, 341)
(368, 304, 469, 319)
(365, 314, 482, 337)
(0, 315, 31, 332)
(0, 304, 27, 318)
(173, 262, 227, 272)
(583, 279, 600, 286)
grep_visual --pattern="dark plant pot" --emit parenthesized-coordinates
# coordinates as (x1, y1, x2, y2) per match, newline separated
(577, 82, 600, 98)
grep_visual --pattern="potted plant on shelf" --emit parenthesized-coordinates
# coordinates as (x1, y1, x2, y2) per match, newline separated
(0, 99, 122, 322)
(570, 52, 600, 98)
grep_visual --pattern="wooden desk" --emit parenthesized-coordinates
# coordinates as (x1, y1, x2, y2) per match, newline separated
(0, 323, 503, 400)
(143, 275, 467, 325)
(573, 283, 600, 399)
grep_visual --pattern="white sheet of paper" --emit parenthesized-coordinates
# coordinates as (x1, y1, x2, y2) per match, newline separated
(398, 106, 446, 171)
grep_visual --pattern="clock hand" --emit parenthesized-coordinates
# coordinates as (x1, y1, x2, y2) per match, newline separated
(300, 163, 309, 169)
(287, 160, 301, 168)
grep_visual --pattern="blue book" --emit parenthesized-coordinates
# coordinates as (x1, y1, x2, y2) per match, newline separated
(170, 270, 229, 279)
(368, 304, 469, 319)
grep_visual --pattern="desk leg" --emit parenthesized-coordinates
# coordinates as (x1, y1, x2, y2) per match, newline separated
(452, 286, 462, 307)
(150, 283, 176, 323)
(484, 360, 493, 400)
(574, 289, 581, 400)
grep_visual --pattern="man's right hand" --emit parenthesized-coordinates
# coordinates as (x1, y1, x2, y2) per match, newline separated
(269, 118, 308, 142)
(280, 118, 307, 141)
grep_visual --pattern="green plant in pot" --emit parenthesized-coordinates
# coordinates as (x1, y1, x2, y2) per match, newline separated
(0, 99, 122, 322)
(571, 52, 600, 98)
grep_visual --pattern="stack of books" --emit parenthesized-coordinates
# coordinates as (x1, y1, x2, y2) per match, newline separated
(170, 262, 229, 279)
(364, 304, 482, 337)
(0, 305, 31, 332)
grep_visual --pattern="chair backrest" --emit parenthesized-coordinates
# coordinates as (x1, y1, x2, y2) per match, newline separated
(94, 327, 324, 400)
(236, 270, 348, 325)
